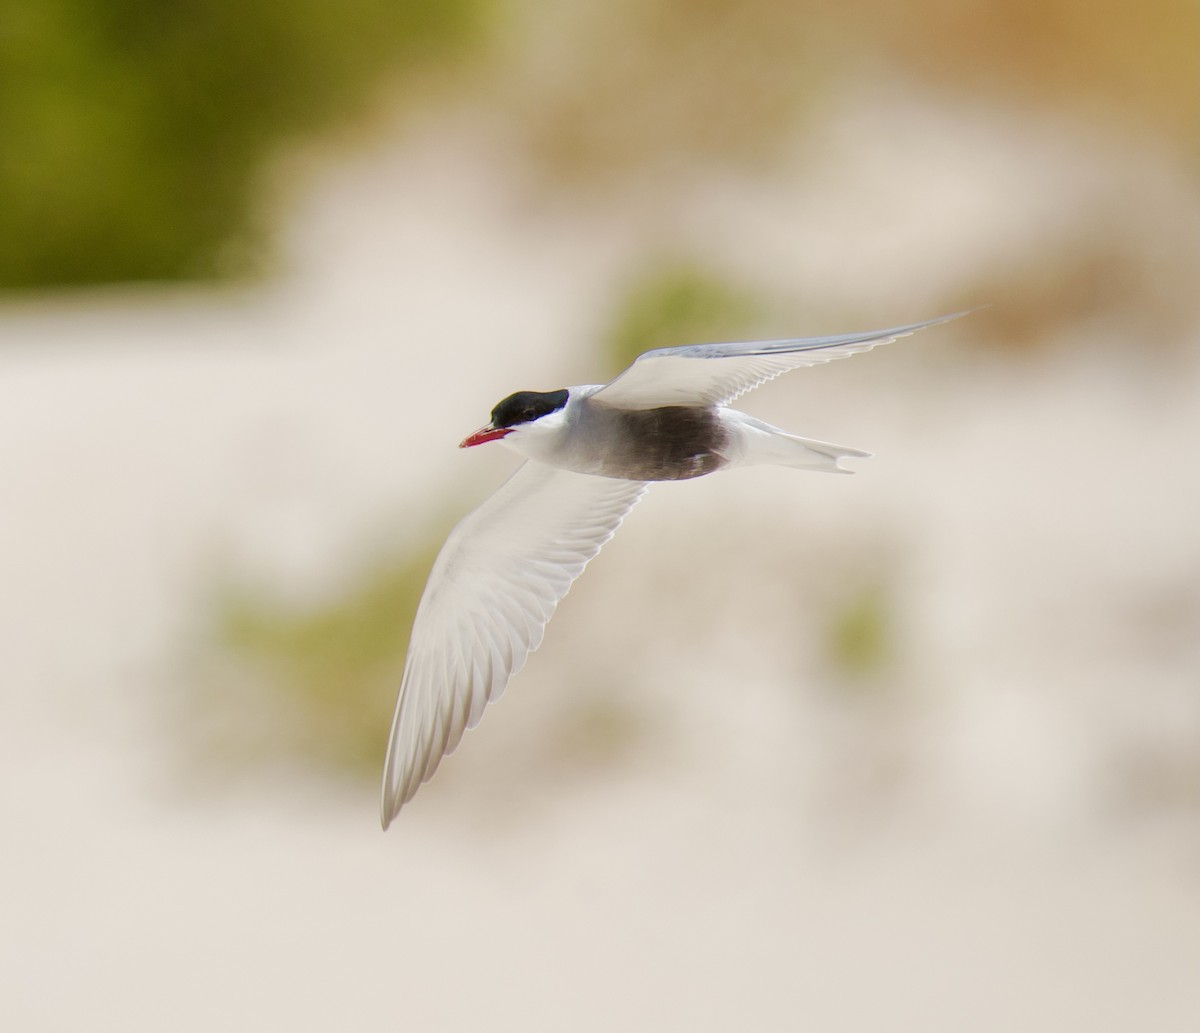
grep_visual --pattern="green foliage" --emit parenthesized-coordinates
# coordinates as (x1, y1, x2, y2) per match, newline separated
(0, 0, 486, 290)
(827, 582, 893, 683)
(202, 533, 443, 778)
(194, 525, 650, 787)
(604, 261, 761, 371)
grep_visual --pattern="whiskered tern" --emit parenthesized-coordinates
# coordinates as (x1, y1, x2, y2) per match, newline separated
(381, 312, 969, 826)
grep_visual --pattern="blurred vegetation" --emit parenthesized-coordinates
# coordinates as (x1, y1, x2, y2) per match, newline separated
(6, 0, 1195, 292)
(0, 0, 487, 290)
(196, 538, 439, 778)
(195, 520, 650, 788)
(953, 194, 1200, 352)
(509, 0, 1198, 185)
(511, 0, 835, 182)
(848, 0, 1200, 151)
(826, 581, 894, 686)
(540, 692, 646, 771)
(604, 261, 763, 370)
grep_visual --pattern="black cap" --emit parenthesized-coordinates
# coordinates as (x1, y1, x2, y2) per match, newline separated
(490, 389, 569, 429)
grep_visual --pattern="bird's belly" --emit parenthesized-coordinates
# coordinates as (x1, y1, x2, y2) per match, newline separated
(571, 405, 730, 481)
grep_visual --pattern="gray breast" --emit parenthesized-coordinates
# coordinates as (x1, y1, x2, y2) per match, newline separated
(576, 404, 729, 481)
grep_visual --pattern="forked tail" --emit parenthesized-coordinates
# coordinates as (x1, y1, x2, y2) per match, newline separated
(728, 413, 871, 473)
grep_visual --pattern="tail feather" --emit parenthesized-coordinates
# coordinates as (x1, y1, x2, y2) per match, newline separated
(768, 433, 871, 474)
(727, 413, 871, 473)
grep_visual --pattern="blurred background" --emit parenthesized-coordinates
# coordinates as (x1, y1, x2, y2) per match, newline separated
(4, 0, 1200, 1028)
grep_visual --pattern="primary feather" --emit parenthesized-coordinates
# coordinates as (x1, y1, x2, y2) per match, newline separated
(591, 312, 971, 409)
(381, 463, 646, 825)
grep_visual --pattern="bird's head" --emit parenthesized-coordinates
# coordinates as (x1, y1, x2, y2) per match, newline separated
(459, 388, 570, 449)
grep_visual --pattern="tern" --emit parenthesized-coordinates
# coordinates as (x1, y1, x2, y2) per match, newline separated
(381, 311, 968, 826)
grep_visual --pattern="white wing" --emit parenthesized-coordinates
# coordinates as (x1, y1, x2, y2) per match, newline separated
(381, 462, 647, 826)
(590, 311, 972, 410)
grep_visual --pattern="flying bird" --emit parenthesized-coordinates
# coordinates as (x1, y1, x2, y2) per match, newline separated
(381, 311, 968, 826)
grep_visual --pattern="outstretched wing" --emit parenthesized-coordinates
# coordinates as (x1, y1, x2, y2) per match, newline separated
(381, 462, 647, 826)
(590, 311, 972, 410)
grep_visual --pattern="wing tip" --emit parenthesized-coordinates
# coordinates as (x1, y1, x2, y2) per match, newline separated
(927, 303, 989, 326)
(380, 776, 403, 830)
(381, 770, 422, 829)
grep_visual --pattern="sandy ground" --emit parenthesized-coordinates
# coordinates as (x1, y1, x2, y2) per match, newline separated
(3, 96, 1200, 1030)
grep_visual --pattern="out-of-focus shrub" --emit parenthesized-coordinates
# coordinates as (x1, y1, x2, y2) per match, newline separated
(0, 0, 486, 290)
(604, 261, 763, 370)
